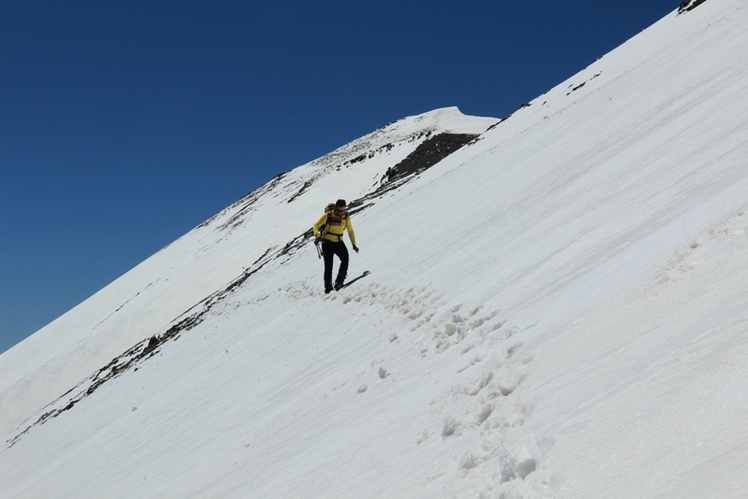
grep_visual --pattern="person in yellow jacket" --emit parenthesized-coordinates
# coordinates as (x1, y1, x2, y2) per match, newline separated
(312, 199, 360, 293)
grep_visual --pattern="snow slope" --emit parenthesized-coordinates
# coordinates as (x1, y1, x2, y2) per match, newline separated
(2, 1, 748, 497)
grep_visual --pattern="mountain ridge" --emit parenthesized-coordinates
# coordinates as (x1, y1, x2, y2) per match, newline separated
(3, 1, 748, 496)
(0, 106, 498, 446)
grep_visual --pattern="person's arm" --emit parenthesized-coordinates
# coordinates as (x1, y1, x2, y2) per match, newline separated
(312, 213, 328, 240)
(346, 216, 359, 252)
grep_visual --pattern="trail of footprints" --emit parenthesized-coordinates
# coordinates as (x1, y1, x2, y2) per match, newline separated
(275, 279, 552, 493)
(352, 285, 548, 491)
(402, 299, 549, 492)
(407, 305, 551, 494)
(421, 334, 545, 491)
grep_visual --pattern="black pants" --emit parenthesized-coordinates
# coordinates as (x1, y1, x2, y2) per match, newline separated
(322, 241, 349, 288)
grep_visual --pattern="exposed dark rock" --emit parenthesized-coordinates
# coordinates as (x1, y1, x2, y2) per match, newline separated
(382, 132, 479, 184)
(678, 0, 707, 14)
(287, 178, 315, 203)
(567, 81, 586, 95)
(350, 153, 367, 164)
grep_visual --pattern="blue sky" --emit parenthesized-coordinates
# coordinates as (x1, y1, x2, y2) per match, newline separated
(0, 0, 677, 353)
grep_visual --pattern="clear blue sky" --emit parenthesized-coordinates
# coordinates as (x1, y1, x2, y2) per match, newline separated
(1, 0, 677, 353)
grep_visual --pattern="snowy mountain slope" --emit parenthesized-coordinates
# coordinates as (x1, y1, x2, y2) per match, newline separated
(0, 107, 497, 439)
(3, 1, 748, 497)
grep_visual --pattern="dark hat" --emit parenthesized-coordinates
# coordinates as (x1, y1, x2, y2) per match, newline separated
(336, 199, 347, 207)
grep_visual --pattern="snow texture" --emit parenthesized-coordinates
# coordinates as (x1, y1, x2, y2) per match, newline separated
(2, 1, 748, 497)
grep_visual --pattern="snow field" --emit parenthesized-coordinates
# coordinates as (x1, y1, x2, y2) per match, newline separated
(3, 1, 748, 497)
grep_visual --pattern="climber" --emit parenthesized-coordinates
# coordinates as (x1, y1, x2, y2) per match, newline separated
(312, 199, 360, 293)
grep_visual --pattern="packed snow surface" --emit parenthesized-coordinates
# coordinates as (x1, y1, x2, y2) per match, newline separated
(2, 1, 748, 497)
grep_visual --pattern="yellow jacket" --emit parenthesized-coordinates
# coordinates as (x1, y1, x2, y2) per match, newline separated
(313, 211, 357, 245)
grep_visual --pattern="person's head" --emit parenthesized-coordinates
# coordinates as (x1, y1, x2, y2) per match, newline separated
(335, 199, 347, 213)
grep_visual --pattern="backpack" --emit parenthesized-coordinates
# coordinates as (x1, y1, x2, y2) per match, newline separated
(320, 203, 348, 238)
